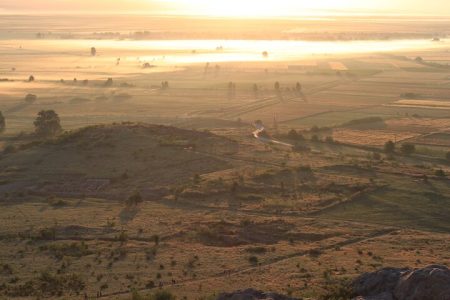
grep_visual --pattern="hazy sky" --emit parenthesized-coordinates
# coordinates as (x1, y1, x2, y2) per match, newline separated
(1, 0, 449, 16)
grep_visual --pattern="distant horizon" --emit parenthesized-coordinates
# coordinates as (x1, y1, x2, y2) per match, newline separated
(1, 11, 450, 18)
(1, 0, 450, 17)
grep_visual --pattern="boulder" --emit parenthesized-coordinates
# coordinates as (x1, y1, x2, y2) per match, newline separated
(352, 265, 450, 300)
(216, 289, 299, 300)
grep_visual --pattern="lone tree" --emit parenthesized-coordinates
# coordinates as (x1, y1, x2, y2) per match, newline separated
(34, 110, 62, 137)
(384, 140, 395, 153)
(126, 191, 143, 207)
(288, 129, 299, 140)
(0, 111, 5, 133)
(274, 81, 280, 91)
(90, 47, 97, 56)
(28, 75, 35, 82)
(400, 143, 415, 156)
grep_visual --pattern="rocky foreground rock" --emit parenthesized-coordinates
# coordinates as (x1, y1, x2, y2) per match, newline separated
(352, 265, 450, 300)
(216, 289, 298, 300)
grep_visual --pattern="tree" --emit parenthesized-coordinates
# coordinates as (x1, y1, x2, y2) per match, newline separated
(446, 151, 450, 162)
(253, 84, 259, 98)
(104, 78, 113, 87)
(28, 75, 35, 82)
(34, 110, 62, 137)
(288, 129, 299, 140)
(274, 81, 280, 91)
(0, 111, 5, 133)
(400, 143, 415, 156)
(90, 47, 97, 56)
(126, 191, 143, 207)
(384, 140, 395, 153)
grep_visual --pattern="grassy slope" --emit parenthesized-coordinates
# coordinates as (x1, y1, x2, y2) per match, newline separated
(319, 173, 450, 232)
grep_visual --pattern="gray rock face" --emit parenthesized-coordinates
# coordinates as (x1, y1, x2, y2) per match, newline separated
(216, 289, 299, 300)
(352, 265, 450, 300)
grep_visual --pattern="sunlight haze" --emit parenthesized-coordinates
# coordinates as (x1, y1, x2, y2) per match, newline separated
(1, 0, 450, 16)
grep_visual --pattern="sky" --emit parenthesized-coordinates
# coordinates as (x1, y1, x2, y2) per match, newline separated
(1, 0, 449, 16)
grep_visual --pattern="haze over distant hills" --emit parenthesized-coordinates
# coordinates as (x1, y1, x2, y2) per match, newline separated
(1, 0, 450, 16)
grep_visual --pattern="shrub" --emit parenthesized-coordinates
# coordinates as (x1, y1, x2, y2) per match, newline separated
(3, 144, 16, 154)
(311, 134, 319, 142)
(372, 152, 381, 160)
(151, 290, 176, 300)
(320, 279, 355, 300)
(245, 246, 267, 254)
(435, 169, 446, 177)
(38, 271, 85, 297)
(248, 256, 258, 265)
(0, 111, 5, 133)
(325, 136, 334, 144)
(287, 129, 299, 140)
(384, 140, 395, 153)
(400, 143, 415, 155)
(126, 191, 143, 206)
(342, 117, 383, 127)
(25, 94, 37, 103)
(40, 242, 92, 260)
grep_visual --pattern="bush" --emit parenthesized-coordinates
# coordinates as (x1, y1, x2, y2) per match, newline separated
(245, 246, 267, 254)
(435, 169, 446, 177)
(3, 144, 16, 154)
(38, 271, 85, 297)
(248, 256, 258, 265)
(342, 117, 383, 128)
(25, 94, 37, 103)
(0, 111, 5, 133)
(40, 242, 92, 260)
(400, 143, 415, 155)
(287, 129, 299, 140)
(126, 191, 143, 206)
(151, 290, 176, 300)
(446, 151, 450, 162)
(372, 152, 381, 160)
(384, 140, 395, 153)
(325, 136, 334, 144)
(321, 279, 355, 300)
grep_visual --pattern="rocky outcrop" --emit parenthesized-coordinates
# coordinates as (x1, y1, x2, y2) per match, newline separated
(216, 289, 299, 300)
(352, 265, 450, 300)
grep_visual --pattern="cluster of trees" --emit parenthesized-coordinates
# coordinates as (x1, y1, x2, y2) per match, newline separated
(384, 141, 416, 156)
(227, 82, 237, 100)
(161, 81, 169, 90)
